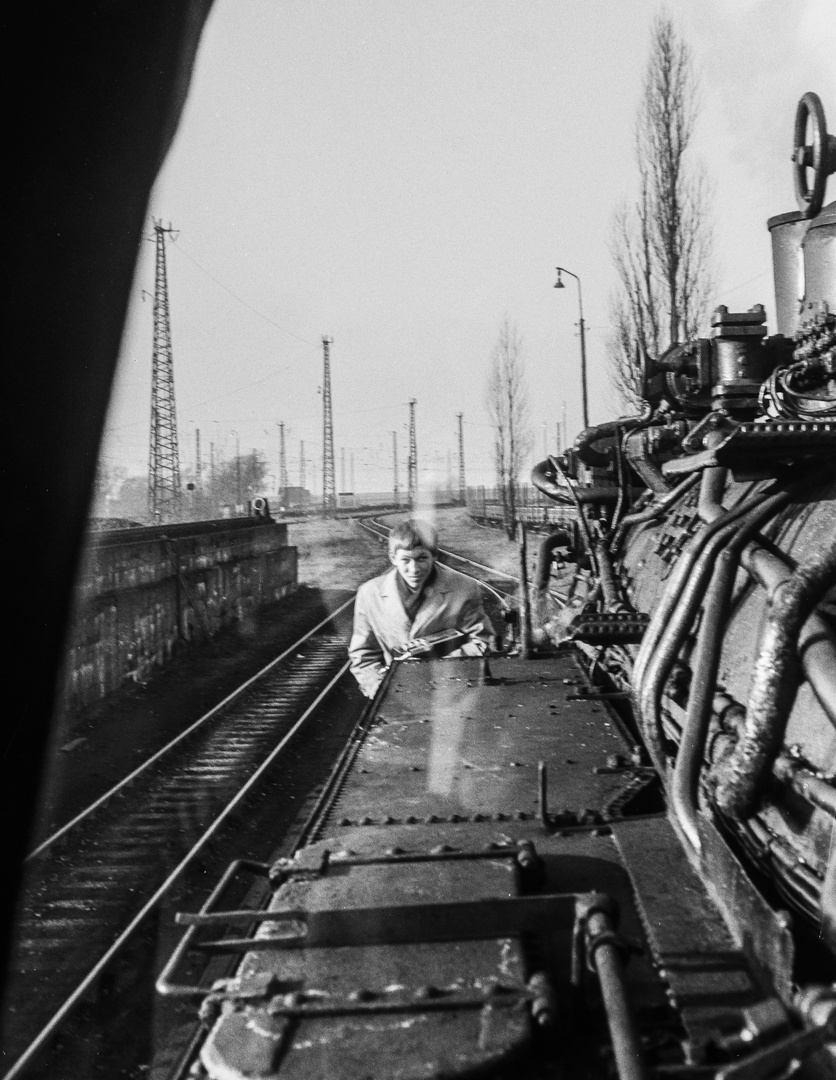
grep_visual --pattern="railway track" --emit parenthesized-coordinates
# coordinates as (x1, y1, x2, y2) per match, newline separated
(3, 528, 565, 1078)
(1, 602, 357, 1080)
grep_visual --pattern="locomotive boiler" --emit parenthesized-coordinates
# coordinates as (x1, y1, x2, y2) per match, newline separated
(157, 93, 835, 1080)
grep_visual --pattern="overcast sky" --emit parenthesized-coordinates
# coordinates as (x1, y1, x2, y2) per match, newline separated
(100, 0, 834, 494)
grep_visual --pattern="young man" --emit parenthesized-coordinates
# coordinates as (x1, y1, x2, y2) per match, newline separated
(349, 518, 494, 698)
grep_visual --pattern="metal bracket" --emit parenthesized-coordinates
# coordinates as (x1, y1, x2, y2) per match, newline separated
(567, 611, 650, 644)
(663, 420, 836, 476)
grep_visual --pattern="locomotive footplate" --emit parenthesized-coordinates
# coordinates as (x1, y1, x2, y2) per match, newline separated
(158, 657, 833, 1078)
(161, 837, 642, 1079)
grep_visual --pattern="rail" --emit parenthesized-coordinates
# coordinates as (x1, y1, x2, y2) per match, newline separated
(2, 603, 357, 1080)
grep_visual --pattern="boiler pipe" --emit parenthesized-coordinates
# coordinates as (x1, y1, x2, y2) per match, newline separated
(670, 493, 791, 851)
(638, 491, 788, 779)
(632, 470, 775, 709)
(714, 542, 836, 817)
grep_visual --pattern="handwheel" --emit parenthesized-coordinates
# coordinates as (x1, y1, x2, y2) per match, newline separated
(793, 91, 836, 218)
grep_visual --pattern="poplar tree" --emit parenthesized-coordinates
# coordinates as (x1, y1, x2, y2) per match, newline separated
(609, 15, 713, 407)
(485, 315, 533, 539)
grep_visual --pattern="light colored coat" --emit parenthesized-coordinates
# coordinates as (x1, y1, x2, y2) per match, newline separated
(348, 563, 494, 696)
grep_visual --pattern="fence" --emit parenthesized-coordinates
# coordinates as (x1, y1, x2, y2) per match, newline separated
(465, 485, 575, 530)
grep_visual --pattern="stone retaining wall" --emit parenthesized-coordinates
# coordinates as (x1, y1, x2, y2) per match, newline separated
(65, 518, 297, 709)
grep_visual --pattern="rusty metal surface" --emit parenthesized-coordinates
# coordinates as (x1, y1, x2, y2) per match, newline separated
(185, 653, 811, 1078)
(322, 655, 632, 829)
(201, 845, 534, 1079)
(612, 817, 771, 1061)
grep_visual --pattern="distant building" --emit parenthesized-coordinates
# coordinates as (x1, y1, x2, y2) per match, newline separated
(278, 486, 311, 512)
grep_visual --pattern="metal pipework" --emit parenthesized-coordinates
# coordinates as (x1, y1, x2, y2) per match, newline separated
(633, 483, 786, 776)
(534, 531, 573, 591)
(632, 451, 731, 697)
(713, 542, 836, 817)
(579, 895, 648, 1080)
(549, 455, 600, 579)
(632, 466, 737, 714)
(594, 537, 623, 610)
(531, 457, 575, 505)
(623, 427, 671, 494)
(774, 755, 836, 819)
(670, 494, 792, 852)
(609, 474, 699, 554)
(632, 446, 761, 707)
(742, 544, 836, 726)
(573, 412, 648, 470)
(518, 521, 533, 659)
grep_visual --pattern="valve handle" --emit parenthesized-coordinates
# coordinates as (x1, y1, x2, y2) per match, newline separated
(793, 91, 836, 218)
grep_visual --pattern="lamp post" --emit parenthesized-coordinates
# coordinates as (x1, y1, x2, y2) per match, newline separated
(554, 267, 589, 430)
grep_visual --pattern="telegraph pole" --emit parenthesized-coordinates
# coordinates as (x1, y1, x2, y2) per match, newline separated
(407, 399, 418, 510)
(195, 428, 202, 491)
(234, 432, 242, 511)
(278, 421, 288, 500)
(300, 439, 306, 490)
(322, 336, 336, 516)
(340, 446, 346, 492)
(147, 220, 181, 522)
(350, 452, 355, 493)
(392, 431, 399, 507)
(457, 412, 466, 504)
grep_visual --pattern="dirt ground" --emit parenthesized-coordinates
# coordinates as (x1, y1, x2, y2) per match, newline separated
(287, 515, 389, 588)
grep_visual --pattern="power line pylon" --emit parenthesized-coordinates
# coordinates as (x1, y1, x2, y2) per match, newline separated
(147, 220, 181, 522)
(321, 336, 336, 516)
(457, 412, 466, 504)
(407, 399, 418, 510)
(278, 421, 288, 500)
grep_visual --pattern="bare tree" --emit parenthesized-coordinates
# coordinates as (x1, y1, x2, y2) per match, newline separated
(608, 15, 713, 408)
(485, 315, 533, 539)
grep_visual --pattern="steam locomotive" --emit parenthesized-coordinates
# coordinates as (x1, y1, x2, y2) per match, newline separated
(158, 93, 835, 1079)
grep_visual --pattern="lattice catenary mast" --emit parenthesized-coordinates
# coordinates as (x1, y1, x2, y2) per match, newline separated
(147, 220, 181, 521)
(321, 336, 336, 516)
(407, 399, 418, 509)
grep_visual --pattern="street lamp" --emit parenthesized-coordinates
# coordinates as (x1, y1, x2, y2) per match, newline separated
(554, 267, 589, 430)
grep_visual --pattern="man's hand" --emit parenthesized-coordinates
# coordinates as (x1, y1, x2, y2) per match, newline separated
(396, 628, 468, 660)
(403, 637, 432, 657)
